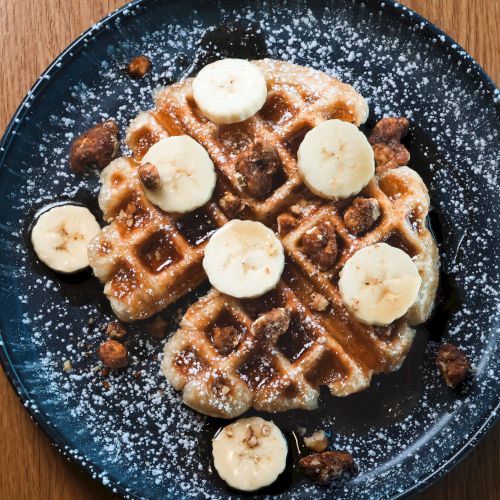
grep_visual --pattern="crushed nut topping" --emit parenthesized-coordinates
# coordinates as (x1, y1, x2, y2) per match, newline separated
(369, 117, 410, 171)
(277, 213, 298, 235)
(225, 427, 234, 438)
(219, 191, 245, 219)
(105, 321, 127, 339)
(304, 430, 329, 452)
(97, 339, 128, 369)
(261, 424, 270, 436)
(310, 292, 329, 312)
(69, 120, 120, 173)
(343, 197, 381, 235)
(299, 450, 356, 485)
(63, 360, 73, 373)
(212, 326, 240, 356)
(244, 425, 259, 448)
(251, 308, 290, 345)
(126, 55, 152, 78)
(301, 221, 338, 271)
(139, 162, 161, 190)
(235, 141, 281, 199)
(436, 343, 469, 388)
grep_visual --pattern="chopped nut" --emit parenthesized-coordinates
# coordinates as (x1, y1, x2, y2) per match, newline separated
(310, 293, 329, 312)
(126, 55, 152, 78)
(148, 315, 168, 339)
(225, 427, 234, 438)
(261, 424, 270, 436)
(244, 425, 259, 448)
(212, 326, 240, 356)
(299, 450, 356, 485)
(236, 141, 281, 199)
(277, 213, 298, 235)
(436, 343, 469, 388)
(138, 162, 161, 190)
(219, 191, 245, 218)
(304, 430, 329, 452)
(105, 321, 127, 339)
(369, 117, 410, 171)
(69, 120, 120, 172)
(97, 339, 128, 369)
(220, 385, 230, 395)
(290, 204, 302, 215)
(251, 308, 290, 345)
(343, 197, 381, 235)
(301, 221, 338, 271)
(63, 360, 73, 373)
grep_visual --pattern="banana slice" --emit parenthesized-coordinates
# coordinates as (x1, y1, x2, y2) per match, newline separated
(140, 135, 216, 213)
(203, 220, 284, 298)
(339, 243, 422, 326)
(212, 417, 288, 491)
(31, 204, 101, 273)
(297, 119, 374, 200)
(192, 58, 267, 125)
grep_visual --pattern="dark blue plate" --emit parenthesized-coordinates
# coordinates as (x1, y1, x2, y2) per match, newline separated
(0, 0, 498, 498)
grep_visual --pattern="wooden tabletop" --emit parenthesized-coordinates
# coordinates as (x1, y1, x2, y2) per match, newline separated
(0, 1, 498, 498)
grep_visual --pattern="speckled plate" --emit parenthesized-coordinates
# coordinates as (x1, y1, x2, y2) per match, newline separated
(0, 0, 498, 498)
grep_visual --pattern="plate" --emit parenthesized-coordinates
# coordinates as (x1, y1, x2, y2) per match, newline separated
(0, 0, 498, 498)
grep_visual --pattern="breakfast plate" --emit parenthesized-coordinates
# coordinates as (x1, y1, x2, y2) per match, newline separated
(0, 0, 498, 498)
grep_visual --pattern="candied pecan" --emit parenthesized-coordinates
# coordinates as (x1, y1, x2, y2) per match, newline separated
(139, 162, 161, 190)
(436, 343, 469, 388)
(219, 191, 245, 218)
(251, 308, 290, 344)
(310, 293, 329, 312)
(212, 326, 240, 356)
(277, 213, 298, 235)
(97, 339, 128, 369)
(368, 117, 410, 171)
(304, 430, 329, 452)
(126, 55, 152, 78)
(236, 141, 281, 199)
(299, 451, 356, 485)
(105, 321, 127, 339)
(301, 221, 338, 271)
(343, 197, 381, 235)
(69, 120, 119, 172)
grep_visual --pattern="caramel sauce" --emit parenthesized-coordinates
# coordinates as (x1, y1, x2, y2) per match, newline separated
(174, 349, 205, 377)
(285, 125, 313, 156)
(259, 93, 294, 124)
(110, 264, 137, 299)
(384, 231, 418, 257)
(276, 314, 315, 362)
(378, 174, 407, 200)
(408, 207, 423, 233)
(134, 129, 159, 159)
(137, 230, 181, 273)
(304, 349, 347, 387)
(237, 350, 279, 390)
(175, 206, 217, 246)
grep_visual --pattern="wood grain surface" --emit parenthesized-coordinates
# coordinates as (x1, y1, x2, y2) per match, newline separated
(0, 0, 498, 499)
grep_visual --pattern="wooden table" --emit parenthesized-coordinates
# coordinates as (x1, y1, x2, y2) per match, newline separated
(0, 1, 498, 498)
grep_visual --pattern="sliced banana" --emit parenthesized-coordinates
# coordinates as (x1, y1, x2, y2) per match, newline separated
(339, 243, 422, 326)
(192, 58, 268, 125)
(297, 119, 374, 200)
(141, 135, 216, 213)
(203, 220, 285, 298)
(212, 417, 288, 491)
(31, 204, 101, 273)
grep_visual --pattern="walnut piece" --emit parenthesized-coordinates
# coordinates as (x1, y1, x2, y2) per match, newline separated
(343, 197, 381, 235)
(105, 321, 127, 339)
(126, 55, 152, 78)
(244, 425, 259, 448)
(251, 308, 290, 345)
(98, 339, 128, 369)
(235, 141, 281, 199)
(304, 430, 329, 452)
(219, 191, 245, 218)
(310, 293, 329, 312)
(212, 326, 240, 356)
(301, 221, 338, 271)
(436, 343, 469, 388)
(299, 450, 356, 485)
(63, 360, 73, 373)
(368, 117, 410, 171)
(277, 213, 298, 235)
(139, 162, 161, 190)
(69, 120, 119, 172)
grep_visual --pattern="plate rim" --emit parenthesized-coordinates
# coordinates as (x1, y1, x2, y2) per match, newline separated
(0, 0, 498, 498)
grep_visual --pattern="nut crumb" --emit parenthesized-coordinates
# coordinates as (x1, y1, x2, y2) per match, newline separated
(126, 55, 152, 78)
(63, 360, 73, 373)
(98, 340, 128, 369)
(300, 450, 356, 485)
(261, 424, 270, 436)
(304, 430, 329, 452)
(105, 321, 127, 339)
(310, 292, 329, 311)
(225, 427, 234, 438)
(245, 425, 259, 448)
(219, 191, 245, 218)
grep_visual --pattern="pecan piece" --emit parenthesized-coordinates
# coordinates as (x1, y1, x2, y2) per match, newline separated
(301, 221, 338, 271)
(97, 339, 128, 369)
(236, 141, 281, 199)
(304, 430, 329, 452)
(251, 308, 290, 344)
(310, 293, 329, 312)
(212, 326, 240, 356)
(219, 191, 245, 218)
(126, 55, 152, 78)
(299, 451, 356, 485)
(369, 117, 410, 171)
(105, 321, 127, 339)
(69, 120, 120, 173)
(343, 197, 381, 235)
(139, 162, 161, 190)
(436, 343, 469, 388)
(277, 213, 298, 235)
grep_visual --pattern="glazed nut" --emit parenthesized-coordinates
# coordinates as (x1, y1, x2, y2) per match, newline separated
(105, 321, 127, 339)
(310, 293, 329, 312)
(98, 339, 128, 369)
(301, 221, 338, 271)
(69, 120, 120, 173)
(126, 55, 152, 78)
(304, 430, 329, 452)
(436, 343, 469, 388)
(219, 191, 245, 219)
(299, 450, 356, 485)
(139, 162, 161, 190)
(251, 308, 290, 345)
(212, 326, 240, 356)
(343, 197, 381, 235)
